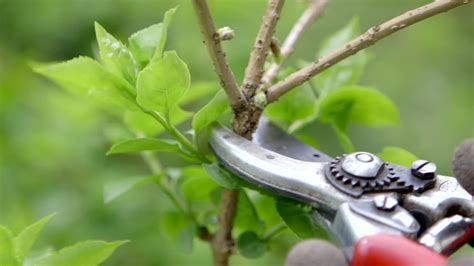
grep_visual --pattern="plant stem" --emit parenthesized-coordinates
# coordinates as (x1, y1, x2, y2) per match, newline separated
(262, 223, 287, 241)
(266, 0, 471, 103)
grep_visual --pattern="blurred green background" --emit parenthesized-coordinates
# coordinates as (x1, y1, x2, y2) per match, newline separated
(1, 0, 473, 265)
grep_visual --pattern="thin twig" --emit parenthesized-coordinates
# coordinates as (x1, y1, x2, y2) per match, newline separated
(192, 0, 246, 110)
(262, 0, 329, 86)
(266, 0, 471, 103)
(242, 0, 285, 97)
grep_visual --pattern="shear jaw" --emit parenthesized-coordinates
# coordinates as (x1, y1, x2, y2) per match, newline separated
(210, 126, 353, 217)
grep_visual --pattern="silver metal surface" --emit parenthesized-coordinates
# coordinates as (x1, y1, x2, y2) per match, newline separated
(252, 117, 333, 163)
(402, 175, 474, 225)
(419, 215, 474, 255)
(210, 126, 353, 217)
(332, 201, 419, 259)
(341, 152, 384, 179)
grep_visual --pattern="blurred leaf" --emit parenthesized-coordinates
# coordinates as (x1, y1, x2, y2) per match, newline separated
(13, 214, 55, 263)
(319, 86, 399, 131)
(95, 22, 137, 83)
(236, 231, 267, 259)
(378, 146, 418, 167)
(33, 240, 127, 266)
(161, 211, 194, 252)
(153, 7, 177, 61)
(0, 225, 19, 266)
(179, 82, 219, 106)
(192, 90, 229, 134)
(314, 18, 367, 95)
(123, 106, 192, 136)
(103, 176, 158, 204)
(136, 51, 190, 115)
(265, 81, 318, 132)
(176, 224, 195, 253)
(180, 169, 218, 202)
(32, 57, 138, 112)
(276, 199, 327, 239)
(235, 190, 264, 233)
(318, 17, 359, 57)
(332, 123, 355, 153)
(203, 163, 240, 189)
(107, 138, 181, 155)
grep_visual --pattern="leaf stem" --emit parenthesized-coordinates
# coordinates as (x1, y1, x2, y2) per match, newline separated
(262, 223, 287, 241)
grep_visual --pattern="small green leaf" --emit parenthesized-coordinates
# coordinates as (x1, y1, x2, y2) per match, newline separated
(236, 231, 267, 259)
(378, 146, 418, 168)
(136, 51, 190, 114)
(203, 163, 240, 189)
(33, 240, 127, 266)
(129, 23, 164, 67)
(0, 225, 19, 266)
(192, 90, 229, 134)
(180, 168, 218, 202)
(265, 81, 318, 132)
(276, 199, 327, 239)
(314, 17, 367, 95)
(13, 214, 55, 263)
(319, 86, 399, 130)
(153, 7, 177, 61)
(32, 57, 138, 111)
(178, 82, 220, 106)
(103, 176, 158, 204)
(235, 190, 264, 233)
(95, 22, 138, 83)
(107, 138, 181, 155)
(123, 106, 192, 136)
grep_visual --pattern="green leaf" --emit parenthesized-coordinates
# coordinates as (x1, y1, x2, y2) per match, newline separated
(319, 86, 399, 130)
(33, 240, 127, 266)
(332, 123, 355, 153)
(314, 17, 367, 95)
(378, 146, 418, 168)
(265, 81, 318, 133)
(95, 22, 138, 83)
(235, 190, 264, 233)
(136, 51, 190, 114)
(0, 226, 19, 266)
(153, 7, 177, 61)
(236, 231, 267, 259)
(203, 163, 240, 189)
(103, 176, 158, 204)
(176, 224, 195, 253)
(161, 211, 194, 252)
(32, 57, 138, 112)
(124, 106, 192, 137)
(276, 199, 327, 239)
(13, 214, 55, 263)
(178, 82, 220, 106)
(180, 167, 218, 202)
(192, 90, 229, 134)
(129, 23, 164, 67)
(107, 138, 181, 155)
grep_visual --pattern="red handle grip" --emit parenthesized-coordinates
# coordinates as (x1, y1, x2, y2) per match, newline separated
(351, 235, 447, 266)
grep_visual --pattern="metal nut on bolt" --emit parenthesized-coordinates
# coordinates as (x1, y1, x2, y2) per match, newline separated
(373, 195, 398, 211)
(411, 160, 437, 180)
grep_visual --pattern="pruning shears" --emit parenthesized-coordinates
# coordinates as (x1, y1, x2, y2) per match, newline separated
(210, 118, 474, 266)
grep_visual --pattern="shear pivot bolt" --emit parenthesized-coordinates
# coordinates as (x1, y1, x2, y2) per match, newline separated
(373, 195, 398, 211)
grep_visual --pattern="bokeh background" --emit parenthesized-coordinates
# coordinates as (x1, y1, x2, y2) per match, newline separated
(1, 0, 473, 265)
